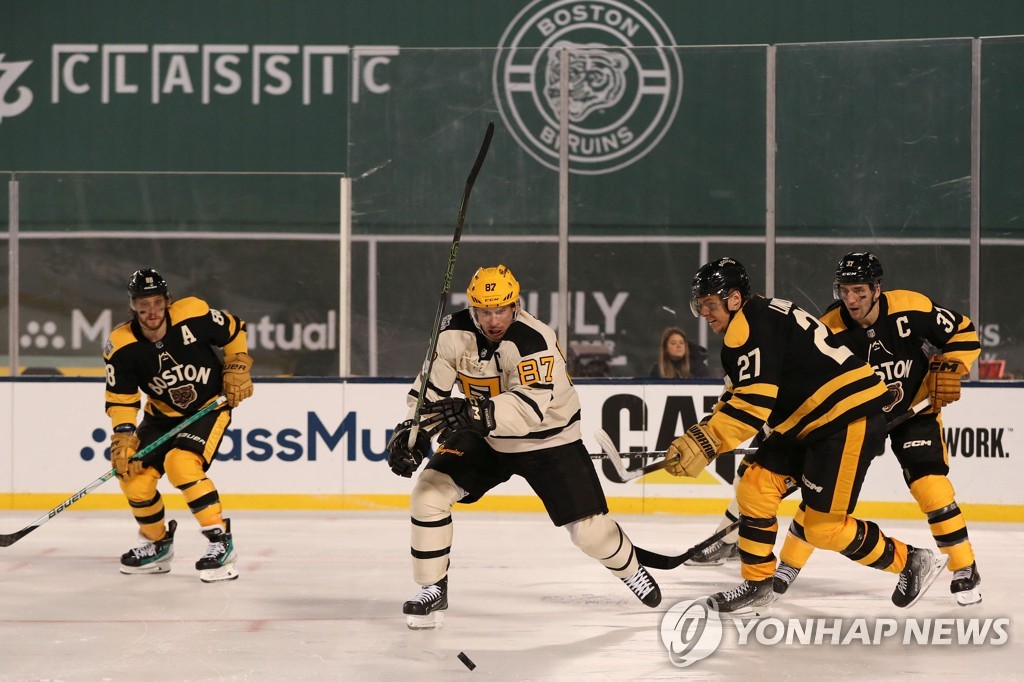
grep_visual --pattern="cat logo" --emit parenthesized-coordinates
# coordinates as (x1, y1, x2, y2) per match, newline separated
(493, 0, 683, 175)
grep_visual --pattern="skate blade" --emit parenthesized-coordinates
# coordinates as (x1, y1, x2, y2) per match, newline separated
(684, 558, 726, 567)
(904, 554, 949, 608)
(120, 563, 171, 575)
(709, 594, 776, 620)
(199, 564, 239, 583)
(955, 588, 982, 606)
(405, 611, 445, 630)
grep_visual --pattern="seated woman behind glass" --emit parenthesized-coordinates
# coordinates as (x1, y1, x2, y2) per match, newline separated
(648, 327, 710, 379)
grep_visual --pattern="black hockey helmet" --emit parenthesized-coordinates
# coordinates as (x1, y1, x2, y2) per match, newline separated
(690, 257, 752, 317)
(127, 268, 169, 299)
(833, 252, 883, 299)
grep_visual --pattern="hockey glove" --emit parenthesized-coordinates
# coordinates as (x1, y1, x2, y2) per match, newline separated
(926, 354, 968, 410)
(110, 425, 142, 480)
(664, 423, 721, 477)
(386, 419, 431, 478)
(222, 352, 254, 407)
(420, 396, 496, 443)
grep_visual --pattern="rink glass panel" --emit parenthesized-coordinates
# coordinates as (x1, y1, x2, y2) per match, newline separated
(10, 172, 344, 376)
(979, 37, 1024, 379)
(3, 40, 1023, 380)
(0, 177, 7, 373)
(348, 48, 558, 377)
(774, 39, 975, 363)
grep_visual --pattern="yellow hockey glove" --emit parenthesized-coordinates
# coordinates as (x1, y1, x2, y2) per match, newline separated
(926, 354, 968, 410)
(110, 426, 142, 480)
(665, 423, 721, 477)
(222, 353, 254, 407)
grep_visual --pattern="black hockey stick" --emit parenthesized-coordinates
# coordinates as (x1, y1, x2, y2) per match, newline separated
(633, 397, 932, 569)
(594, 429, 755, 483)
(408, 121, 495, 448)
(637, 484, 801, 570)
(0, 395, 227, 548)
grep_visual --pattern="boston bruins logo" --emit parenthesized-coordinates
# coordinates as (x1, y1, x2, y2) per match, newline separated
(884, 381, 904, 412)
(543, 42, 629, 122)
(494, 0, 683, 175)
(168, 384, 199, 410)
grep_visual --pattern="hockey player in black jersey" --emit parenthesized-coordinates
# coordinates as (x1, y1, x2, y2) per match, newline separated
(103, 269, 254, 582)
(664, 257, 947, 613)
(774, 253, 982, 606)
(386, 265, 661, 629)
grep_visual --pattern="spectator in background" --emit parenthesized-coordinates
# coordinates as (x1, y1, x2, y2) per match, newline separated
(648, 327, 710, 379)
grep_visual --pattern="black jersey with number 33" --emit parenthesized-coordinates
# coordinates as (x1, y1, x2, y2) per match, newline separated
(706, 296, 889, 451)
(103, 297, 246, 424)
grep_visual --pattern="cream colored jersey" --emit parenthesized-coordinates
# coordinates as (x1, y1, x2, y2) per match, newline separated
(406, 308, 581, 453)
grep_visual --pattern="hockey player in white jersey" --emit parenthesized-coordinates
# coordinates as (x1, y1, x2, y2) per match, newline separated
(386, 265, 661, 629)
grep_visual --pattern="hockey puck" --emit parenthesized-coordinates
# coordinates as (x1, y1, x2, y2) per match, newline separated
(457, 652, 476, 671)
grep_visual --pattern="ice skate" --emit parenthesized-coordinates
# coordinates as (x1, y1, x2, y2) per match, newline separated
(892, 546, 947, 608)
(772, 561, 801, 595)
(120, 519, 176, 574)
(950, 562, 982, 606)
(707, 578, 774, 616)
(684, 539, 739, 567)
(196, 518, 238, 583)
(621, 565, 662, 607)
(403, 576, 448, 629)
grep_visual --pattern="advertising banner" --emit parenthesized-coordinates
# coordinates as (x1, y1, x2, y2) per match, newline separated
(1, 379, 1019, 519)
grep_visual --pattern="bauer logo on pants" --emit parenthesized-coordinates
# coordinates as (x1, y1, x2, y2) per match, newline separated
(659, 598, 724, 668)
(493, 0, 683, 175)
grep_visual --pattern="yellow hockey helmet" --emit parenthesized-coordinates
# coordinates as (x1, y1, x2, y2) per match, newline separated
(466, 265, 520, 308)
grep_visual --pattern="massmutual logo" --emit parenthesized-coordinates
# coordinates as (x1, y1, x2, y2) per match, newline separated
(493, 0, 683, 175)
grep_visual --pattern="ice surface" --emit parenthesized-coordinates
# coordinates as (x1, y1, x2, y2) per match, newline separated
(0, 511, 1019, 681)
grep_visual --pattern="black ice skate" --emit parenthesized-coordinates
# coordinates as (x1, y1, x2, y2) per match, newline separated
(950, 562, 982, 606)
(403, 575, 448, 629)
(683, 540, 739, 567)
(772, 561, 801, 595)
(892, 546, 947, 608)
(621, 565, 662, 607)
(707, 578, 775, 615)
(120, 519, 176, 575)
(195, 518, 238, 583)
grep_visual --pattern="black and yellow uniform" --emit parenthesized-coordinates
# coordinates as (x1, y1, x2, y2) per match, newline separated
(703, 296, 912, 581)
(782, 290, 981, 572)
(104, 297, 247, 541)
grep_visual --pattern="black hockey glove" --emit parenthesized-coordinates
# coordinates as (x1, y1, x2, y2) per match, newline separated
(386, 419, 431, 478)
(420, 396, 496, 443)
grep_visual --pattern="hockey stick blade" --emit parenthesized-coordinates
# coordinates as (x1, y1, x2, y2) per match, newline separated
(408, 121, 495, 448)
(0, 395, 227, 548)
(637, 522, 737, 570)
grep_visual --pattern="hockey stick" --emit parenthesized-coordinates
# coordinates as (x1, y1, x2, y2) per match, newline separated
(594, 429, 755, 483)
(0, 395, 227, 548)
(636, 483, 801, 570)
(596, 397, 931, 484)
(408, 121, 495, 448)
(633, 397, 932, 570)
